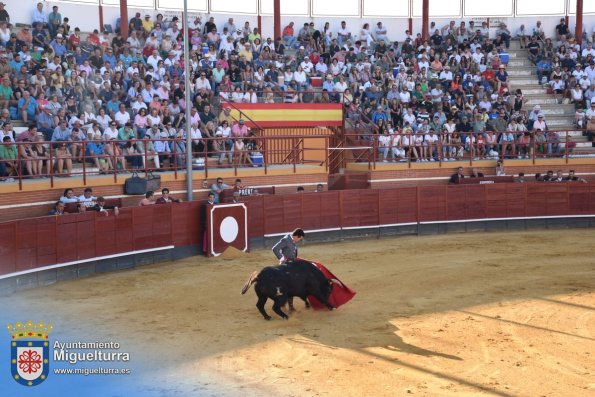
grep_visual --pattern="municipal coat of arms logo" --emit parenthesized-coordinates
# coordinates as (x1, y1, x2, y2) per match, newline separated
(7, 320, 52, 387)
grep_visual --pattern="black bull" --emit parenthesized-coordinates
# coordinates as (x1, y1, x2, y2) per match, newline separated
(241, 260, 335, 320)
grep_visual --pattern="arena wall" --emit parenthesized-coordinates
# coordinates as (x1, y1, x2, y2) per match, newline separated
(2, 183, 595, 294)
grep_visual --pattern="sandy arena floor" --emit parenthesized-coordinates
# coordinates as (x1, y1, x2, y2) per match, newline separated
(2, 229, 595, 396)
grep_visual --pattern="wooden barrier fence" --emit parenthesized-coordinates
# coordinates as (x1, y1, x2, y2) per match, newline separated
(1, 183, 595, 278)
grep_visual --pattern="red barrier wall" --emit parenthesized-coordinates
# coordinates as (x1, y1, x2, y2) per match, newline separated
(0, 203, 203, 277)
(2, 183, 595, 277)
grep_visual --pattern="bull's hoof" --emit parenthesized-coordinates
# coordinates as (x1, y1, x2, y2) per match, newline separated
(263, 315, 272, 321)
(327, 305, 334, 311)
(282, 315, 289, 320)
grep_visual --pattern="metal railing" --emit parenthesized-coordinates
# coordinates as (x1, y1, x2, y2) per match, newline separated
(0, 129, 587, 189)
(343, 129, 585, 169)
(217, 88, 346, 105)
(0, 135, 330, 190)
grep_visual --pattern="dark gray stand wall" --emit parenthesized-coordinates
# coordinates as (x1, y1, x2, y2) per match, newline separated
(0, 245, 201, 296)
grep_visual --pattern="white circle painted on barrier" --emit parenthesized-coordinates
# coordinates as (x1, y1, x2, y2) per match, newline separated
(220, 216, 239, 243)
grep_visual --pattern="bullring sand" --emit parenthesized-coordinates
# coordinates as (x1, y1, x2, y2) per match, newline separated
(2, 229, 595, 396)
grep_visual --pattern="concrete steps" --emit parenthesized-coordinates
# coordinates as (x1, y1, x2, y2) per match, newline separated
(506, 59, 535, 67)
(521, 87, 550, 95)
(506, 68, 536, 77)
(537, 104, 576, 116)
(509, 77, 542, 85)
(506, 43, 591, 152)
(543, 116, 578, 128)
(524, 95, 559, 105)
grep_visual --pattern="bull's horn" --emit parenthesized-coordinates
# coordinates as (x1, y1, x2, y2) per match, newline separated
(329, 278, 344, 288)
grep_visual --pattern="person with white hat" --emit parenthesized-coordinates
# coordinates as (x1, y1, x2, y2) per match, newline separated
(527, 105, 542, 129)
(533, 113, 547, 132)
(152, 130, 172, 169)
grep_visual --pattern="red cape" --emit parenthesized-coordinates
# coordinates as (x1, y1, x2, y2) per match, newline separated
(298, 259, 356, 310)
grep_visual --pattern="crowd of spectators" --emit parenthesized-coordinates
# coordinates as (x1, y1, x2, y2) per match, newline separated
(449, 165, 587, 184)
(1, 2, 595, 182)
(49, 185, 185, 215)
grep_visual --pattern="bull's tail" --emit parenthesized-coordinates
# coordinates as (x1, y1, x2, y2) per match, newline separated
(241, 271, 259, 295)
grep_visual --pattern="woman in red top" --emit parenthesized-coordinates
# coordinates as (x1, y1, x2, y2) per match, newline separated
(87, 29, 100, 47)
(482, 68, 496, 90)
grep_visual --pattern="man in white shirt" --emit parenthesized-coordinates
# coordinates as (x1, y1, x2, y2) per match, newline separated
(166, 23, 180, 41)
(418, 57, 430, 76)
(78, 188, 97, 207)
(164, 51, 178, 67)
(424, 130, 439, 161)
(104, 122, 119, 140)
(146, 50, 162, 71)
(403, 108, 416, 127)
(533, 21, 544, 40)
(47, 55, 61, 72)
(572, 64, 586, 80)
(131, 95, 147, 113)
(189, 16, 202, 32)
(262, 37, 275, 52)
(374, 22, 388, 43)
(243, 87, 258, 103)
(223, 18, 236, 34)
(586, 62, 595, 83)
(586, 102, 595, 120)
(219, 35, 234, 56)
(114, 104, 131, 127)
(430, 86, 443, 104)
(195, 72, 212, 92)
(579, 74, 591, 91)
(153, 132, 172, 165)
(300, 57, 314, 75)
(439, 66, 454, 88)
(141, 84, 156, 104)
(399, 87, 411, 104)
(127, 31, 141, 54)
(337, 21, 351, 46)
(472, 47, 484, 64)
(582, 43, 595, 59)
(479, 21, 490, 40)
(315, 60, 328, 75)
(126, 61, 139, 79)
(32, 2, 47, 27)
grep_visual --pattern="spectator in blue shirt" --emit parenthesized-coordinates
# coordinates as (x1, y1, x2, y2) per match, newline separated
(322, 74, 337, 102)
(371, 106, 388, 125)
(51, 119, 71, 142)
(50, 34, 67, 57)
(9, 53, 24, 72)
(106, 96, 121, 118)
(73, 46, 87, 65)
(17, 91, 37, 123)
(102, 48, 117, 69)
(365, 85, 383, 103)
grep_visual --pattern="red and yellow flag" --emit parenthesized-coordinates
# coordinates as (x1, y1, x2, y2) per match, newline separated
(227, 103, 343, 128)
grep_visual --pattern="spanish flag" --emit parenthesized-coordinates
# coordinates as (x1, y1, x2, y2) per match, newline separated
(227, 104, 343, 128)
